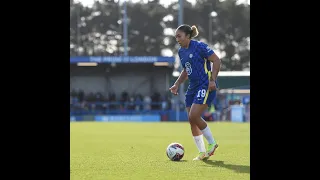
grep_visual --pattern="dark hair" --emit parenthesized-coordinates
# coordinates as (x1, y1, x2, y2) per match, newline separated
(176, 24, 199, 39)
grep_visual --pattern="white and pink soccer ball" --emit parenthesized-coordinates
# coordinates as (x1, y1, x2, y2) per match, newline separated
(166, 142, 185, 161)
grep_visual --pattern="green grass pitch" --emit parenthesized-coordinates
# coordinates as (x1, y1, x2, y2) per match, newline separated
(70, 122, 250, 180)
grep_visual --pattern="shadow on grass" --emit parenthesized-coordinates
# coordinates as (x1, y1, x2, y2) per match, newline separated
(203, 160, 250, 174)
(172, 160, 188, 162)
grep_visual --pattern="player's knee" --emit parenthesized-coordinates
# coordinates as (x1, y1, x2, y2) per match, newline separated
(188, 115, 193, 124)
(188, 112, 198, 123)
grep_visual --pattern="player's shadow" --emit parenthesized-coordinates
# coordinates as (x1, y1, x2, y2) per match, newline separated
(173, 160, 188, 163)
(203, 160, 250, 174)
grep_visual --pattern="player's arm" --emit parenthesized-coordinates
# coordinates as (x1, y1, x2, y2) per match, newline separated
(174, 68, 188, 86)
(174, 51, 188, 86)
(207, 53, 221, 81)
(199, 42, 221, 81)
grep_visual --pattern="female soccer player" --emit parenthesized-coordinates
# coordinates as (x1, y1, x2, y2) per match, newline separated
(169, 24, 221, 160)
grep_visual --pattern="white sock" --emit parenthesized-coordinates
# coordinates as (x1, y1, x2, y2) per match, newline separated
(201, 125, 215, 145)
(193, 135, 206, 152)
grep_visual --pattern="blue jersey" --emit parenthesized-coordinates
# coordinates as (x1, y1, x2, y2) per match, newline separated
(178, 40, 217, 96)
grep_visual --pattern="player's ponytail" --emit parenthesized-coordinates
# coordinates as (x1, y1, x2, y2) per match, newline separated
(190, 25, 199, 38)
(176, 24, 199, 39)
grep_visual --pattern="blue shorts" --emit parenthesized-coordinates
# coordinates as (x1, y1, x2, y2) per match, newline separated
(185, 89, 216, 108)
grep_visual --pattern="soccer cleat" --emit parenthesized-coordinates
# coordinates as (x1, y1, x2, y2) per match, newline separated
(206, 143, 219, 157)
(192, 152, 209, 161)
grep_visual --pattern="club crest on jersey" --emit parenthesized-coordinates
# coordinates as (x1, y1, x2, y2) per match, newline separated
(185, 62, 192, 75)
(189, 54, 193, 58)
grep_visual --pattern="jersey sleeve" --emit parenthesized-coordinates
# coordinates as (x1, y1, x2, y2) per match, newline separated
(198, 42, 215, 59)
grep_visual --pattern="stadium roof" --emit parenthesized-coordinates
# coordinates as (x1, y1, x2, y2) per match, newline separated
(218, 71, 250, 76)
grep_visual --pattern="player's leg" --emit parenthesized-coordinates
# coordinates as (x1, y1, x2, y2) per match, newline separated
(186, 107, 202, 136)
(185, 95, 206, 160)
(190, 90, 218, 158)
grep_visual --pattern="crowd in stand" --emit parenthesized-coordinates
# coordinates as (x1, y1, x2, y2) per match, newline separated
(70, 89, 172, 112)
(70, 89, 250, 122)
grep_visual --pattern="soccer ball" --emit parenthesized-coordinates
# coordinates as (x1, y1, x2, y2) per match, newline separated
(166, 142, 185, 161)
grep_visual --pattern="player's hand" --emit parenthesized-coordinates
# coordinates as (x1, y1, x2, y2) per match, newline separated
(169, 84, 179, 95)
(209, 80, 217, 91)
